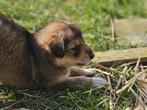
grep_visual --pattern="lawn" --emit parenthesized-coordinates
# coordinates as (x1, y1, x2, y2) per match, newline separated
(0, 0, 147, 110)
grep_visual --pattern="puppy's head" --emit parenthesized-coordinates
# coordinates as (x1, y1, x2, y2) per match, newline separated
(35, 21, 95, 67)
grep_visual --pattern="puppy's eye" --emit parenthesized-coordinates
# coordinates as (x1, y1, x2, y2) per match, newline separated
(71, 46, 79, 51)
(69, 45, 80, 57)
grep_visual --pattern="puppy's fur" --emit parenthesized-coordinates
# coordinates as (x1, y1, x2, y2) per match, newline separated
(0, 12, 100, 89)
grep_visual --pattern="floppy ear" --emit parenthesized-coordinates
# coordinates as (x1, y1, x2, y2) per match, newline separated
(50, 36, 65, 58)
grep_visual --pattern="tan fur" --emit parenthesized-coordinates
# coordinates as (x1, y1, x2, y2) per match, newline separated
(0, 13, 95, 89)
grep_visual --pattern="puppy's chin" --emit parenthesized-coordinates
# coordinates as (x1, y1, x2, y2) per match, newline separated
(55, 63, 85, 68)
(75, 58, 91, 66)
(55, 62, 89, 68)
(75, 61, 90, 67)
(53, 55, 91, 68)
(53, 58, 73, 68)
(54, 59, 85, 68)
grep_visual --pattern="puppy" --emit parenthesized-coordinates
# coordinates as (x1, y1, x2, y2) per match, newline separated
(0, 12, 107, 89)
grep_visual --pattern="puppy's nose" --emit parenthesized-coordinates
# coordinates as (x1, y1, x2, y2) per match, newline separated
(87, 49, 95, 59)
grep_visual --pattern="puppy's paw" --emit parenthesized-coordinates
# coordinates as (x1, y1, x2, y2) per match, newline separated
(83, 68, 97, 77)
(91, 77, 108, 87)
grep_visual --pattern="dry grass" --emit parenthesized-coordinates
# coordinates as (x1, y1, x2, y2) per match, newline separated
(0, 60, 147, 110)
(90, 59, 147, 110)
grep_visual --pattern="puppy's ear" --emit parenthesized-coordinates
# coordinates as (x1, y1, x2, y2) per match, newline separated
(50, 36, 65, 58)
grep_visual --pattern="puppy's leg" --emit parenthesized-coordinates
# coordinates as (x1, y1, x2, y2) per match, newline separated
(62, 76, 108, 88)
(69, 66, 96, 77)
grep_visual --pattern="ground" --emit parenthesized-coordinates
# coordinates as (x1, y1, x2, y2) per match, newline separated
(0, 0, 147, 110)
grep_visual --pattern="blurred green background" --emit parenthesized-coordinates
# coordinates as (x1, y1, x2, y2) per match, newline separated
(1, 0, 146, 52)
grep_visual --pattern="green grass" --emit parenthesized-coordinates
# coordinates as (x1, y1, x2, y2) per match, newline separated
(0, 0, 147, 109)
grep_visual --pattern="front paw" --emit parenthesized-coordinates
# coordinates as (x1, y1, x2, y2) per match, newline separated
(83, 68, 97, 77)
(91, 77, 108, 87)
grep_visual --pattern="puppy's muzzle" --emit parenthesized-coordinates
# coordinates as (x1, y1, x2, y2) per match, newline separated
(87, 49, 95, 59)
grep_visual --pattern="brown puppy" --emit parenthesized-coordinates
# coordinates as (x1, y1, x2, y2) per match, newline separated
(0, 12, 107, 89)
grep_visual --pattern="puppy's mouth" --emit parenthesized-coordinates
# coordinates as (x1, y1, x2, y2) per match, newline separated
(75, 63, 87, 66)
(75, 60, 92, 66)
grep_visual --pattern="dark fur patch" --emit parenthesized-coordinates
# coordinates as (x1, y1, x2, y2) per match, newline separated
(51, 43, 65, 58)
(63, 38, 70, 49)
(50, 37, 65, 58)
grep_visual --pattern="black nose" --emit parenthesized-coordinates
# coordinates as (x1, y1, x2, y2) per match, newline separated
(87, 49, 95, 59)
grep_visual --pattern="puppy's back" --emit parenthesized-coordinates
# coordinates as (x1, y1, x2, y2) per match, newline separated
(0, 12, 33, 88)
